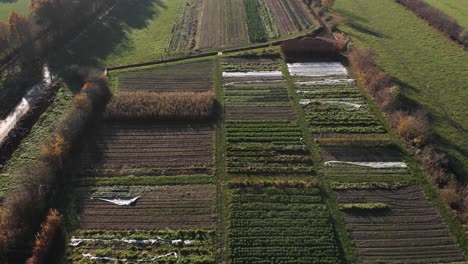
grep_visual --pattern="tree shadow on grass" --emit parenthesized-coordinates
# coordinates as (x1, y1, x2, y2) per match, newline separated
(46, 0, 165, 69)
(346, 21, 389, 39)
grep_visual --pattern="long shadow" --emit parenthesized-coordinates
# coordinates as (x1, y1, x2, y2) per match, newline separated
(346, 21, 389, 39)
(46, 0, 164, 69)
(334, 8, 369, 24)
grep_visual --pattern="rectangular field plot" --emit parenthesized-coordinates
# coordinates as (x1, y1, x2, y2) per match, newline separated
(266, 0, 315, 36)
(222, 58, 297, 121)
(291, 65, 385, 134)
(335, 186, 465, 263)
(67, 229, 216, 263)
(118, 60, 214, 92)
(81, 122, 214, 177)
(77, 184, 215, 230)
(321, 145, 403, 162)
(226, 120, 313, 176)
(324, 165, 412, 183)
(197, 0, 249, 49)
(168, 0, 200, 51)
(228, 183, 341, 263)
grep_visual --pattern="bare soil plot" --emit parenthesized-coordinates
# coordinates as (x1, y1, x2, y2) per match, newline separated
(77, 184, 215, 230)
(266, 0, 315, 36)
(81, 122, 214, 177)
(118, 60, 214, 92)
(321, 146, 403, 162)
(198, 0, 249, 49)
(335, 186, 465, 263)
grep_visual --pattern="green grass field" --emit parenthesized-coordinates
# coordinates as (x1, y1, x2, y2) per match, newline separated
(424, 0, 468, 29)
(103, 0, 183, 67)
(0, 0, 30, 21)
(334, 0, 468, 181)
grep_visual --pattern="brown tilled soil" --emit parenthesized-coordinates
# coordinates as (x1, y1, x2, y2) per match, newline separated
(80, 122, 214, 176)
(226, 106, 296, 121)
(321, 146, 402, 162)
(335, 186, 465, 263)
(78, 184, 215, 230)
(118, 60, 214, 92)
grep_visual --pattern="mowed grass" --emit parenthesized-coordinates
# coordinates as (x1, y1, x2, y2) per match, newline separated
(103, 0, 183, 67)
(0, 0, 30, 21)
(0, 83, 74, 195)
(334, 0, 468, 179)
(424, 0, 468, 29)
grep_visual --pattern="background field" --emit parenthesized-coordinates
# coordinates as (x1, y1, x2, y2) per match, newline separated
(0, 0, 30, 21)
(334, 0, 468, 182)
(424, 0, 468, 29)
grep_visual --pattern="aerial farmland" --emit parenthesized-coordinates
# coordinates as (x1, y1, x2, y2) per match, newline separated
(0, 0, 467, 263)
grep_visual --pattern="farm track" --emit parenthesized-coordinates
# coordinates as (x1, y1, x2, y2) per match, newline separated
(335, 186, 465, 263)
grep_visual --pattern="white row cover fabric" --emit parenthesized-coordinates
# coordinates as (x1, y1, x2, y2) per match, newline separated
(324, 161, 408, 168)
(295, 78, 354, 86)
(287, 62, 348, 77)
(82, 252, 177, 262)
(299, 99, 362, 109)
(92, 196, 140, 206)
(222, 71, 283, 78)
(70, 237, 193, 247)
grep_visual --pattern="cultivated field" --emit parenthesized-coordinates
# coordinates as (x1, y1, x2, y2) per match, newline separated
(290, 62, 385, 134)
(197, 0, 248, 49)
(80, 122, 214, 177)
(171, 0, 316, 51)
(76, 184, 215, 230)
(265, 0, 315, 36)
(67, 229, 216, 263)
(223, 58, 313, 177)
(228, 182, 341, 263)
(117, 60, 214, 92)
(335, 186, 465, 263)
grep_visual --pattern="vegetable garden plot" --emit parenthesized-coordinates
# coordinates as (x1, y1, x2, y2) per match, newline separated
(168, 0, 200, 51)
(321, 146, 403, 162)
(323, 163, 412, 183)
(224, 82, 296, 121)
(67, 229, 216, 263)
(294, 77, 386, 134)
(80, 122, 214, 177)
(222, 57, 281, 72)
(228, 184, 341, 263)
(288, 62, 348, 77)
(118, 60, 214, 92)
(334, 186, 465, 264)
(266, 0, 315, 36)
(226, 120, 313, 176)
(197, 0, 249, 49)
(77, 184, 215, 230)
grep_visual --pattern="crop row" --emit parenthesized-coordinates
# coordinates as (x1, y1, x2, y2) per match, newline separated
(228, 186, 341, 263)
(244, 0, 268, 42)
(68, 229, 216, 264)
(222, 58, 280, 72)
(118, 60, 214, 93)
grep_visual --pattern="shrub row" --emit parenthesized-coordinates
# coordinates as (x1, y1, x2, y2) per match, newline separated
(0, 75, 110, 263)
(348, 48, 467, 229)
(104, 91, 215, 121)
(396, 0, 468, 47)
(25, 209, 62, 264)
